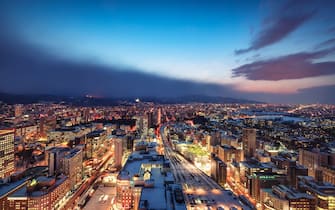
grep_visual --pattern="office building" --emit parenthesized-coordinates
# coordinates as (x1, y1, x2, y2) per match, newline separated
(320, 166, 335, 185)
(299, 148, 335, 178)
(272, 156, 308, 186)
(46, 147, 71, 176)
(156, 108, 161, 125)
(297, 176, 335, 210)
(249, 172, 286, 201)
(114, 138, 123, 169)
(147, 111, 154, 129)
(242, 128, 256, 159)
(7, 175, 70, 210)
(211, 155, 227, 186)
(0, 130, 15, 180)
(46, 146, 83, 190)
(260, 185, 316, 210)
(240, 159, 272, 191)
(217, 144, 243, 163)
(63, 148, 83, 190)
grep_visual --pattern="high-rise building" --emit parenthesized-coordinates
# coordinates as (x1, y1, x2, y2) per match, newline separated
(63, 148, 83, 190)
(211, 155, 227, 186)
(147, 111, 154, 129)
(46, 146, 82, 189)
(114, 138, 123, 168)
(156, 108, 161, 125)
(0, 130, 15, 180)
(126, 135, 134, 152)
(39, 116, 46, 138)
(242, 128, 256, 159)
(46, 147, 71, 176)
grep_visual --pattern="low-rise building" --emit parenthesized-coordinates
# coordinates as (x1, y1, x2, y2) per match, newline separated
(7, 175, 70, 210)
(297, 176, 335, 210)
(260, 185, 316, 210)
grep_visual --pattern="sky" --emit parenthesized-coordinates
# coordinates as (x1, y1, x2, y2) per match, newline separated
(1, 0, 335, 104)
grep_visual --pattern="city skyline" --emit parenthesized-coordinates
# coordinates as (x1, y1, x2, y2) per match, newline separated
(1, 0, 335, 104)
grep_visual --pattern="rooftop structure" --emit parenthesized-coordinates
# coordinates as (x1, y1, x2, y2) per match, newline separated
(297, 176, 335, 210)
(115, 150, 186, 210)
(261, 185, 316, 210)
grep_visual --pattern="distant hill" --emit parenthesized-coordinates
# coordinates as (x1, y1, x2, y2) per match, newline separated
(148, 95, 262, 104)
(0, 92, 262, 105)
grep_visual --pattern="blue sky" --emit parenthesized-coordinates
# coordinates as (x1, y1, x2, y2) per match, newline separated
(1, 0, 335, 103)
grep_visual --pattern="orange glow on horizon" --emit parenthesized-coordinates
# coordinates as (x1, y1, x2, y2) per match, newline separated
(231, 74, 335, 94)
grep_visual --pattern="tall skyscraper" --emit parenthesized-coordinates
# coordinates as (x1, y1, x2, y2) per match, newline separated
(0, 130, 15, 180)
(114, 138, 123, 168)
(156, 108, 161, 125)
(147, 111, 154, 128)
(242, 128, 256, 159)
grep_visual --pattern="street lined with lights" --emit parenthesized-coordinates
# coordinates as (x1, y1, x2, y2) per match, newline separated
(161, 126, 250, 210)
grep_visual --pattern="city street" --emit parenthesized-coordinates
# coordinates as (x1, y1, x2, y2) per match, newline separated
(161, 126, 250, 210)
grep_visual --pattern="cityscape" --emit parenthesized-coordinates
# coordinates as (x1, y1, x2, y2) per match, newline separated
(1, 1, 335, 210)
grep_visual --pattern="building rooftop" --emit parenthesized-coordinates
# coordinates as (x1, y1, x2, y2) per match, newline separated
(64, 148, 81, 159)
(8, 175, 68, 198)
(0, 179, 28, 199)
(298, 176, 335, 196)
(273, 185, 314, 200)
(0, 129, 14, 135)
(221, 134, 238, 141)
(119, 150, 187, 210)
(120, 151, 164, 179)
(220, 144, 237, 150)
(241, 159, 273, 169)
(0, 166, 47, 198)
(139, 168, 167, 209)
(47, 146, 71, 154)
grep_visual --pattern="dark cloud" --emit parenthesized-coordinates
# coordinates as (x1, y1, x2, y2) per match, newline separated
(0, 17, 334, 104)
(0, 21, 235, 98)
(235, 12, 314, 55)
(235, 0, 315, 55)
(232, 48, 335, 80)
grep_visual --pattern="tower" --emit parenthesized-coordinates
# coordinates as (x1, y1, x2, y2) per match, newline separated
(114, 138, 123, 168)
(156, 108, 161, 125)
